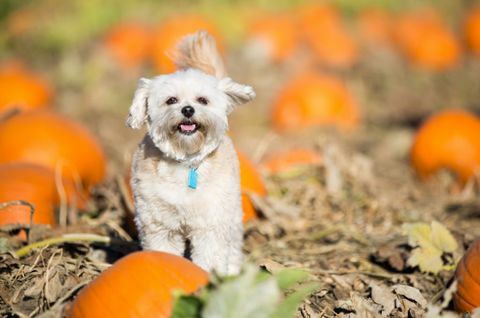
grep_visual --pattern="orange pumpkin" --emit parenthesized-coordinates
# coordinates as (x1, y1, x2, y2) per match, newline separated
(272, 72, 359, 132)
(0, 111, 106, 195)
(0, 163, 58, 228)
(357, 8, 393, 46)
(69, 251, 209, 318)
(454, 239, 480, 313)
(394, 9, 461, 70)
(151, 15, 223, 74)
(464, 8, 480, 56)
(262, 148, 323, 174)
(298, 4, 358, 68)
(246, 13, 298, 62)
(0, 63, 52, 115)
(103, 22, 152, 69)
(410, 109, 480, 185)
(237, 150, 267, 223)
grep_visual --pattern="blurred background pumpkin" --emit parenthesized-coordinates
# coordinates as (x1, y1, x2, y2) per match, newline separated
(237, 149, 267, 223)
(102, 22, 152, 70)
(464, 7, 480, 56)
(0, 110, 106, 202)
(245, 12, 298, 63)
(356, 8, 393, 47)
(262, 148, 323, 175)
(271, 72, 359, 132)
(410, 109, 480, 185)
(0, 62, 52, 115)
(0, 163, 62, 230)
(298, 3, 358, 68)
(151, 14, 224, 74)
(394, 9, 461, 70)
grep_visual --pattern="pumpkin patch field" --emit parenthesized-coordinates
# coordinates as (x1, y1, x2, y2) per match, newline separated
(2, 0, 480, 317)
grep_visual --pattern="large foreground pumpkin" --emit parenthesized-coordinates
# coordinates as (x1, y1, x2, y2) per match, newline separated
(0, 163, 58, 227)
(103, 22, 152, 69)
(394, 9, 461, 70)
(0, 63, 52, 115)
(69, 251, 209, 318)
(454, 239, 480, 313)
(464, 8, 480, 56)
(272, 72, 359, 132)
(151, 14, 223, 73)
(237, 150, 267, 223)
(0, 111, 106, 193)
(410, 109, 480, 185)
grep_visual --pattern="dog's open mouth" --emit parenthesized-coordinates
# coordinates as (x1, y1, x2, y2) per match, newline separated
(178, 121, 200, 135)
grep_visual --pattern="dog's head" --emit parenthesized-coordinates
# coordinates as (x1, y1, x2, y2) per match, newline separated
(126, 32, 255, 164)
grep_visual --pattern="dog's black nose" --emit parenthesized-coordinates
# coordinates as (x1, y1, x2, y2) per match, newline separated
(181, 106, 195, 118)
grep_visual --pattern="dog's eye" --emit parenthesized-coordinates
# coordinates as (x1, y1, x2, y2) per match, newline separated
(197, 97, 209, 105)
(166, 97, 178, 105)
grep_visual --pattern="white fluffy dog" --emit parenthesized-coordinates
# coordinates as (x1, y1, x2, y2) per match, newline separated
(126, 31, 255, 275)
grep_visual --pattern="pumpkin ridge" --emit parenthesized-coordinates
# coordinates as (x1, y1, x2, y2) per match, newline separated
(457, 256, 480, 306)
(455, 291, 477, 311)
(117, 263, 172, 318)
(462, 242, 480, 286)
(155, 254, 206, 290)
(145, 256, 187, 290)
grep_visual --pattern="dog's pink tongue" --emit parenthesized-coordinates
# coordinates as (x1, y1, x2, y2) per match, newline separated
(180, 124, 196, 132)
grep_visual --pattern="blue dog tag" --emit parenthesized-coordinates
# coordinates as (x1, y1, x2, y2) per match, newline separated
(188, 168, 198, 189)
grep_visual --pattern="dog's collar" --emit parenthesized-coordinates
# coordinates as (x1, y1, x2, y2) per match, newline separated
(188, 167, 198, 189)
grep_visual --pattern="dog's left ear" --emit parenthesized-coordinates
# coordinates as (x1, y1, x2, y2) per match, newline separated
(218, 77, 256, 113)
(126, 78, 151, 129)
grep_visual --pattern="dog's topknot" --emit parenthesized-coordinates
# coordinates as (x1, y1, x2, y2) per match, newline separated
(173, 31, 226, 79)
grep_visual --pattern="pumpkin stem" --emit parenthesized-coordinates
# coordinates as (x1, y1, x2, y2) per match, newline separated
(0, 200, 35, 243)
(14, 233, 111, 258)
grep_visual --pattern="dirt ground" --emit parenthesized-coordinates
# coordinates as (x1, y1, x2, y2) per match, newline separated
(1, 1, 480, 317)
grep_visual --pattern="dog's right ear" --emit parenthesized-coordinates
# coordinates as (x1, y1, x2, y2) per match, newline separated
(126, 78, 151, 129)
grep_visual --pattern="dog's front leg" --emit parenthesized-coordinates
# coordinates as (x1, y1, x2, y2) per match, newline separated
(139, 227, 186, 256)
(190, 223, 243, 276)
(135, 212, 185, 256)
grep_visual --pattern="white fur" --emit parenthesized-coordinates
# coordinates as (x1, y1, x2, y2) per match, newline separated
(127, 32, 255, 275)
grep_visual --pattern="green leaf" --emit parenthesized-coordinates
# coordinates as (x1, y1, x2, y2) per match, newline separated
(275, 269, 310, 290)
(171, 294, 203, 318)
(256, 269, 274, 284)
(202, 265, 281, 318)
(271, 283, 319, 318)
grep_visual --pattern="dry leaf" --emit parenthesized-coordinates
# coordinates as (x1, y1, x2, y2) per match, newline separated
(402, 221, 458, 273)
(259, 259, 285, 274)
(425, 306, 458, 318)
(351, 294, 382, 318)
(430, 221, 457, 253)
(392, 285, 427, 308)
(408, 245, 443, 274)
(370, 283, 396, 316)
